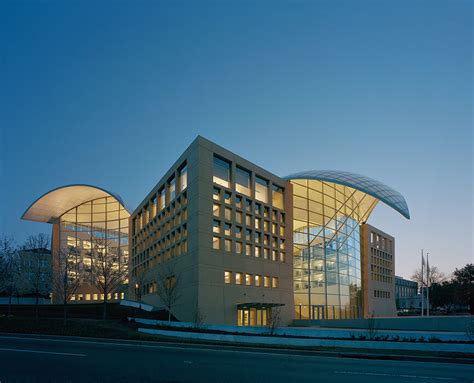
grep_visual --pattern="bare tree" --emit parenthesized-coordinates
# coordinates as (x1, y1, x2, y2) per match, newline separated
(411, 266, 449, 290)
(91, 238, 128, 321)
(53, 246, 82, 325)
(0, 235, 19, 316)
(131, 268, 150, 312)
(19, 234, 51, 319)
(155, 264, 181, 322)
(267, 305, 283, 335)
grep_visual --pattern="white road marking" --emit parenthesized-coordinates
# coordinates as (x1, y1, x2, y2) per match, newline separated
(334, 370, 456, 381)
(0, 347, 85, 357)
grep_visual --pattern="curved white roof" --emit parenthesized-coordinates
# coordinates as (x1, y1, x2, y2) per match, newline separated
(284, 170, 410, 219)
(21, 184, 130, 223)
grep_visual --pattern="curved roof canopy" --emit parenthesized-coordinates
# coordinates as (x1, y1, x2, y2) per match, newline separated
(22, 184, 129, 223)
(284, 170, 410, 219)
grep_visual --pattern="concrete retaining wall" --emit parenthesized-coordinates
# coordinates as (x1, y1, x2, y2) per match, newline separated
(294, 316, 473, 332)
(138, 327, 474, 354)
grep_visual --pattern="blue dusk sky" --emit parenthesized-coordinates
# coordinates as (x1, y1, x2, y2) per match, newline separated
(0, 0, 472, 279)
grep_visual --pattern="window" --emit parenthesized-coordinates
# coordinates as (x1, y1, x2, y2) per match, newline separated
(236, 211, 243, 224)
(178, 164, 187, 192)
(255, 275, 261, 287)
(236, 241, 243, 254)
(255, 218, 261, 230)
(264, 276, 270, 288)
(246, 214, 252, 226)
(224, 271, 232, 284)
(235, 195, 242, 208)
(224, 191, 231, 204)
(264, 235, 269, 246)
(245, 244, 252, 256)
(225, 207, 232, 220)
(272, 277, 278, 288)
(279, 252, 285, 262)
(255, 176, 269, 203)
(263, 248, 269, 259)
(235, 272, 243, 285)
(225, 239, 232, 252)
(245, 273, 253, 286)
(213, 187, 221, 201)
(255, 231, 261, 244)
(264, 221, 269, 232)
(168, 176, 176, 201)
(245, 199, 252, 212)
(235, 226, 242, 238)
(255, 203, 261, 215)
(213, 220, 221, 234)
(279, 226, 285, 236)
(245, 229, 251, 241)
(213, 203, 221, 217)
(255, 246, 261, 258)
(272, 250, 278, 261)
(213, 236, 220, 250)
(272, 223, 277, 234)
(263, 206, 269, 218)
(213, 156, 231, 187)
(224, 223, 231, 236)
(235, 167, 251, 196)
(159, 188, 166, 210)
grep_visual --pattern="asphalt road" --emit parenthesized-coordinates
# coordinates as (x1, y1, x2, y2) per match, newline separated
(0, 335, 473, 383)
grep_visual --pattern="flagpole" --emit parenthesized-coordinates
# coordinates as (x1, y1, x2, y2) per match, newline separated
(421, 249, 424, 317)
(426, 252, 430, 317)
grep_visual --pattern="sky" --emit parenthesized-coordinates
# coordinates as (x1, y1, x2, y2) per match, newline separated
(0, 0, 472, 279)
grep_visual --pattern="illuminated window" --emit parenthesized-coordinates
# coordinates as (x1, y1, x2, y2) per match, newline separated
(225, 239, 232, 252)
(255, 275, 261, 287)
(245, 244, 252, 256)
(235, 272, 243, 285)
(236, 241, 243, 254)
(224, 192, 231, 204)
(224, 271, 232, 284)
(225, 207, 232, 220)
(255, 246, 261, 258)
(235, 195, 242, 208)
(279, 252, 285, 262)
(263, 248, 269, 259)
(178, 164, 187, 192)
(255, 176, 269, 203)
(272, 277, 278, 288)
(245, 229, 251, 241)
(246, 214, 252, 226)
(235, 226, 242, 238)
(236, 167, 251, 196)
(255, 218, 261, 230)
(245, 273, 253, 286)
(213, 203, 221, 217)
(168, 176, 176, 201)
(264, 276, 270, 288)
(224, 223, 231, 236)
(213, 220, 221, 234)
(272, 250, 278, 261)
(272, 185, 284, 209)
(213, 236, 221, 250)
(236, 211, 242, 224)
(213, 156, 231, 187)
(85, 294, 91, 301)
(213, 187, 221, 201)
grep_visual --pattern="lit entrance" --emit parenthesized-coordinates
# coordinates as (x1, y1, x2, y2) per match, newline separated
(237, 303, 284, 326)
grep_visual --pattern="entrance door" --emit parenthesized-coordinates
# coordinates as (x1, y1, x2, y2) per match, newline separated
(312, 305, 325, 320)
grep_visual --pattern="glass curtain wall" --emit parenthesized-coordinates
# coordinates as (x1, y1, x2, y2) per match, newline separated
(291, 179, 378, 320)
(59, 196, 130, 297)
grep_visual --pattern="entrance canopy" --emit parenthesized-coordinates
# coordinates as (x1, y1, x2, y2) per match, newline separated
(237, 303, 285, 310)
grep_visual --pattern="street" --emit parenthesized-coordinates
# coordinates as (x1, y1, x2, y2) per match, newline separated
(0, 335, 473, 382)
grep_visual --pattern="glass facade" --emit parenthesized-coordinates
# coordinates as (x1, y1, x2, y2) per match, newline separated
(291, 179, 379, 319)
(59, 196, 129, 295)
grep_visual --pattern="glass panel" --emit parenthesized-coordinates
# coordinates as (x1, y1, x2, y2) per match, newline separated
(235, 167, 251, 196)
(272, 185, 284, 209)
(255, 176, 269, 203)
(213, 156, 231, 187)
